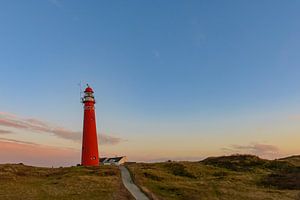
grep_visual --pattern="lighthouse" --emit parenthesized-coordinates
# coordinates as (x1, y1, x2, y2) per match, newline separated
(81, 85, 99, 166)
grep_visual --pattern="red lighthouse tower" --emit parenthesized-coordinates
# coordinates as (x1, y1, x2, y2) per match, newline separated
(81, 85, 99, 166)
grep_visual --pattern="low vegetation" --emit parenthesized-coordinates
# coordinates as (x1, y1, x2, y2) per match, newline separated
(1, 155, 299, 200)
(0, 164, 133, 200)
(127, 155, 300, 200)
(278, 155, 300, 167)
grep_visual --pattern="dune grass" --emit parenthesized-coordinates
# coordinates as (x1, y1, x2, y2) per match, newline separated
(1, 155, 299, 200)
(0, 164, 133, 200)
(127, 155, 300, 200)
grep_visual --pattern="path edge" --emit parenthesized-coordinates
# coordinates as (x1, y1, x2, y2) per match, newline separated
(124, 165, 160, 200)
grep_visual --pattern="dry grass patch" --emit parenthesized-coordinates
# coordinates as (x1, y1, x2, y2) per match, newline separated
(0, 164, 133, 200)
(127, 155, 300, 200)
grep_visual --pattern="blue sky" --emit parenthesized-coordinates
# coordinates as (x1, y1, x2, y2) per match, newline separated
(0, 1, 300, 165)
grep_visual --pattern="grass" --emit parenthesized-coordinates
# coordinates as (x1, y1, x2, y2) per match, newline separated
(1, 155, 299, 200)
(127, 155, 300, 200)
(0, 163, 133, 200)
(278, 155, 300, 167)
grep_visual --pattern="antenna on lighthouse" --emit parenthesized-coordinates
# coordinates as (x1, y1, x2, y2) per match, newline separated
(78, 81, 84, 103)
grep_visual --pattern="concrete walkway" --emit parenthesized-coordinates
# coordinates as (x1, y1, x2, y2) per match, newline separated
(120, 166, 149, 200)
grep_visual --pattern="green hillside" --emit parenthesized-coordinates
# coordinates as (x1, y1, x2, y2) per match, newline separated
(278, 155, 300, 167)
(0, 164, 133, 200)
(127, 155, 300, 200)
(1, 155, 299, 200)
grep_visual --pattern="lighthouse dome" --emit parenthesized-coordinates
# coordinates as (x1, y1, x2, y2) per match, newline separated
(85, 86, 94, 93)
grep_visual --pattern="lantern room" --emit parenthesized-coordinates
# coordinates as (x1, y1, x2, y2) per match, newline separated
(82, 85, 95, 103)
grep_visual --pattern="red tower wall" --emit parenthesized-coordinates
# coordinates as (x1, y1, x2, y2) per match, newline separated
(81, 89, 99, 166)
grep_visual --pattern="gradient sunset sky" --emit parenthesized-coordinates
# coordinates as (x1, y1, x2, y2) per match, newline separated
(0, 1, 300, 167)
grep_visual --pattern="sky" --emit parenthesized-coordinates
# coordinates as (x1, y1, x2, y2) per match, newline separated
(0, 0, 300, 167)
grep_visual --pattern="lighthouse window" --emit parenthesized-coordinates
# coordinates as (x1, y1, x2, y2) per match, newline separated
(84, 97, 94, 101)
(85, 92, 93, 96)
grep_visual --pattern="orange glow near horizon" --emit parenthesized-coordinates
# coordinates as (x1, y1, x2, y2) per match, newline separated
(0, 111, 299, 166)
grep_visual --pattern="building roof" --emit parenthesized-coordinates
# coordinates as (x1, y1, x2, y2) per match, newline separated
(99, 156, 126, 163)
(99, 157, 107, 163)
(107, 157, 124, 162)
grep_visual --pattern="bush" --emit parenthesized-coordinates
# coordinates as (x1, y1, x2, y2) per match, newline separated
(164, 163, 196, 178)
(143, 172, 163, 181)
(202, 154, 266, 171)
(262, 171, 300, 190)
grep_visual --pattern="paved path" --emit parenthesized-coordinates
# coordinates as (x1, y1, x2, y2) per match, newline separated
(119, 166, 149, 200)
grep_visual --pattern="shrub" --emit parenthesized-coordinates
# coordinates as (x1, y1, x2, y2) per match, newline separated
(143, 172, 163, 181)
(202, 154, 266, 171)
(164, 163, 196, 178)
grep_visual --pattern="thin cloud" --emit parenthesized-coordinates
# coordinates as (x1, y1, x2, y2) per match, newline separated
(222, 143, 281, 159)
(0, 138, 79, 167)
(232, 143, 279, 153)
(0, 112, 123, 145)
(100, 134, 123, 145)
(0, 137, 38, 145)
(0, 129, 13, 134)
